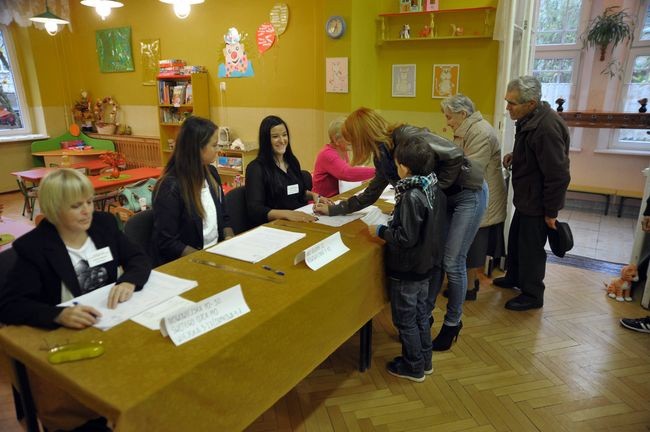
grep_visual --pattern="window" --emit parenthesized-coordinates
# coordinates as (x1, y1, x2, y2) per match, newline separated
(611, 2, 650, 151)
(533, 0, 587, 108)
(535, 0, 582, 46)
(0, 26, 31, 136)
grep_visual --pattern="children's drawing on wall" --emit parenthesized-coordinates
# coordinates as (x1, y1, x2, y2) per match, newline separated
(432, 64, 459, 98)
(269, 3, 289, 35)
(392, 64, 416, 97)
(218, 28, 254, 78)
(326, 57, 348, 93)
(140, 39, 160, 86)
(96, 27, 134, 73)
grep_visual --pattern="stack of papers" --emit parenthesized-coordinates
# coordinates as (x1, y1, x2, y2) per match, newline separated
(295, 203, 382, 228)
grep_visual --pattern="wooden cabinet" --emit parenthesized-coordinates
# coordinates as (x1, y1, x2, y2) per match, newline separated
(216, 148, 257, 188)
(377, 7, 495, 43)
(157, 72, 209, 164)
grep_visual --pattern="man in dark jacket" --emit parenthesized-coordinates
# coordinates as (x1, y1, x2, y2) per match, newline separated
(493, 75, 571, 311)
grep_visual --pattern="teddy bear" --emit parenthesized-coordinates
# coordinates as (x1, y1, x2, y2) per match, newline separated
(605, 264, 638, 302)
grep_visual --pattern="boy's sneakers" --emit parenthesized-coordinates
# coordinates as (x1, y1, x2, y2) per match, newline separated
(619, 316, 650, 333)
(386, 357, 425, 382)
(424, 358, 434, 375)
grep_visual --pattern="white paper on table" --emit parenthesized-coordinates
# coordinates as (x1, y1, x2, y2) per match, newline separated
(379, 185, 395, 203)
(295, 204, 381, 228)
(161, 284, 250, 346)
(293, 232, 349, 271)
(206, 226, 305, 263)
(338, 180, 363, 194)
(58, 270, 198, 331)
(131, 296, 195, 330)
(360, 207, 390, 226)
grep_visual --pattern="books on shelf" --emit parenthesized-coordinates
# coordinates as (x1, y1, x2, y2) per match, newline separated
(158, 81, 193, 105)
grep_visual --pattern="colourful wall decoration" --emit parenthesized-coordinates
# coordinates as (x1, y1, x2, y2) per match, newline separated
(256, 23, 276, 54)
(218, 27, 254, 78)
(96, 27, 135, 73)
(326, 57, 348, 93)
(432, 64, 459, 98)
(392, 64, 416, 97)
(270, 3, 289, 35)
(140, 39, 160, 86)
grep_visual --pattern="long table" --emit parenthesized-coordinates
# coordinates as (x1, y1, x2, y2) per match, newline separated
(0, 217, 388, 431)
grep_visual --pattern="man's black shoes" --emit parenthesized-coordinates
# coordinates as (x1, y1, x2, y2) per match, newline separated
(492, 277, 518, 289)
(505, 294, 543, 311)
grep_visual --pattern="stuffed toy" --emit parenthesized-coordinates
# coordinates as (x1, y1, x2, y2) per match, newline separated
(605, 264, 638, 302)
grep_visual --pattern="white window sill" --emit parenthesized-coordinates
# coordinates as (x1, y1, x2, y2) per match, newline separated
(569, 147, 582, 153)
(593, 148, 650, 157)
(0, 134, 48, 143)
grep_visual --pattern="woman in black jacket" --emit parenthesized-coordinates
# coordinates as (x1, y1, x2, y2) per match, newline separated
(0, 168, 151, 330)
(153, 116, 234, 265)
(245, 115, 330, 227)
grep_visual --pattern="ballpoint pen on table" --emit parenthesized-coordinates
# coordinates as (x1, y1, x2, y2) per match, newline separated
(262, 265, 285, 276)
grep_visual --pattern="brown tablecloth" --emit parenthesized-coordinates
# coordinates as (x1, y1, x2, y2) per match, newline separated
(0, 219, 387, 431)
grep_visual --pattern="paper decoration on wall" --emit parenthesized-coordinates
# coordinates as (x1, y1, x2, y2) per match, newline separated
(256, 23, 276, 54)
(218, 27, 254, 78)
(432, 64, 459, 98)
(140, 39, 160, 86)
(392, 64, 416, 97)
(326, 57, 348, 93)
(96, 27, 134, 73)
(270, 3, 289, 35)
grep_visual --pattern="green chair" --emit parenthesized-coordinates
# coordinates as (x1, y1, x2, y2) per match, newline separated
(31, 131, 115, 167)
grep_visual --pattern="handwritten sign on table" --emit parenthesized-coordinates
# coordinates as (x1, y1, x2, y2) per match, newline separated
(294, 232, 349, 271)
(161, 284, 250, 346)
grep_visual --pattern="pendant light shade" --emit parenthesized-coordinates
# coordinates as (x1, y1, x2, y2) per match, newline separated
(80, 0, 125, 21)
(30, 2, 70, 36)
(159, 0, 205, 19)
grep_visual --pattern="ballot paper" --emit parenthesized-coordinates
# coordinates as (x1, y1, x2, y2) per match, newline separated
(360, 207, 390, 226)
(58, 270, 198, 331)
(379, 185, 396, 204)
(131, 296, 195, 330)
(295, 203, 381, 228)
(338, 180, 363, 194)
(294, 232, 349, 271)
(206, 226, 305, 263)
(161, 284, 250, 346)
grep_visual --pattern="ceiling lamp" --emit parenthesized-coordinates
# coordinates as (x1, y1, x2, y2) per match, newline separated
(159, 0, 205, 20)
(80, 0, 124, 21)
(29, 1, 70, 36)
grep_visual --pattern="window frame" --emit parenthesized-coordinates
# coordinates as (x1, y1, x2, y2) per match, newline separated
(0, 25, 32, 137)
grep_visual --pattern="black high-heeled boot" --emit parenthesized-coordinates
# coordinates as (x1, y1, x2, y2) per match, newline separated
(431, 321, 463, 351)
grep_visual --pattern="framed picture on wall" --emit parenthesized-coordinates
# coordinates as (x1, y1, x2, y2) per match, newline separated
(432, 64, 459, 98)
(326, 57, 349, 93)
(392, 64, 416, 97)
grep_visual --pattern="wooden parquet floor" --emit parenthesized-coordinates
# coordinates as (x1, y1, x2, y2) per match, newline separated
(0, 190, 648, 431)
(245, 266, 650, 432)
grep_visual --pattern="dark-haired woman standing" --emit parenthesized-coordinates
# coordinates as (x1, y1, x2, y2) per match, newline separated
(152, 116, 233, 265)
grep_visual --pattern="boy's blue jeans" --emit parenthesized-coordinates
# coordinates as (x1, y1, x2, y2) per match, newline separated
(389, 277, 432, 374)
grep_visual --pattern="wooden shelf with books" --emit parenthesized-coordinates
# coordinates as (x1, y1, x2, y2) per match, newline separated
(216, 148, 257, 188)
(157, 72, 209, 164)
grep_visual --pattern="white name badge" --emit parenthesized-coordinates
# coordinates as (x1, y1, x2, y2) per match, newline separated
(88, 247, 114, 267)
(287, 184, 299, 195)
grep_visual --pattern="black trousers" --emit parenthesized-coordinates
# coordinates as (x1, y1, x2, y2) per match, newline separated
(505, 210, 548, 302)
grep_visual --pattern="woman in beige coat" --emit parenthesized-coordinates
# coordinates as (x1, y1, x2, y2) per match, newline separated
(442, 94, 507, 299)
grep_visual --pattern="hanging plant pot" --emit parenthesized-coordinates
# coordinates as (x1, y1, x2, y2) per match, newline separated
(583, 6, 634, 62)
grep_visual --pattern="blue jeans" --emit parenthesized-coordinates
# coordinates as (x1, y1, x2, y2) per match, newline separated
(427, 182, 488, 326)
(389, 277, 432, 374)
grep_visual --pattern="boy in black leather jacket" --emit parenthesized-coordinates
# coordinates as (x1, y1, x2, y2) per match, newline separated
(369, 137, 446, 382)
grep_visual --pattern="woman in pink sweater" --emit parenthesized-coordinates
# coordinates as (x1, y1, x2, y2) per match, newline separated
(312, 118, 375, 197)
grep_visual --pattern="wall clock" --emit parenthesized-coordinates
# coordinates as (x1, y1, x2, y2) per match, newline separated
(325, 16, 346, 39)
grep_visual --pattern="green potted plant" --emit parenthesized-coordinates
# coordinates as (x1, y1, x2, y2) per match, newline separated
(584, 6, 634, 61)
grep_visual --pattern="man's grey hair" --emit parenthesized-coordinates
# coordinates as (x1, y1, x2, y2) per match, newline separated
(440, 94, 475, 116)
(507, 75, 541, 103)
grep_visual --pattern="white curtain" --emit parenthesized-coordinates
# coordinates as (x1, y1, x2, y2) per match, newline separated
(0, 0, 70, 28)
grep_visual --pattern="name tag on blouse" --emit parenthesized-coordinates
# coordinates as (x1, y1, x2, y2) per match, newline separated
(287, 184, 299, 195)
(88, 247, 114, 267)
